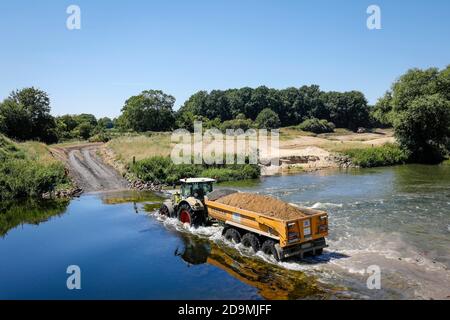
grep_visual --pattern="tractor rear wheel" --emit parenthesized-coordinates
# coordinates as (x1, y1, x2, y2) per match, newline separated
(223, 228, 241, 244)
(177, 203, 204, 227)
(241, 233, 261, 253)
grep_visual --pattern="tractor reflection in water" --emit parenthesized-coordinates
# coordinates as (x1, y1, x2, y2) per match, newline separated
(173, 232, 339, 300)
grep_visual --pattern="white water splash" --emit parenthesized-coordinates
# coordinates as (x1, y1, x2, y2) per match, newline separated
(147, 209, 450, 299)
(310, 202, 343, 209)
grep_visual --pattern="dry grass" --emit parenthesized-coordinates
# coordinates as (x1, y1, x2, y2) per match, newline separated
(20, 141, 59, 164)
(104, 128, 395, 166)
(106, 133, 172, 163)
(279, 127, 395, 153)
(51, 140, 87, 148)
(320, 141, 375, 153)
(279, 127, 316, 141)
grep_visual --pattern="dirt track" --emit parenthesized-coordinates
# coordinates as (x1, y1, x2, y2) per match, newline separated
(52, 144, 128, 193)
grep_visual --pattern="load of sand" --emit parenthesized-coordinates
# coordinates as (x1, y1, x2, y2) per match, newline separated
(214, 192, 313, 220)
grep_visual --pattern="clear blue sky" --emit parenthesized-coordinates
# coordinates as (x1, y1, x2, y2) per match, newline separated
(0, 0, 449, 118)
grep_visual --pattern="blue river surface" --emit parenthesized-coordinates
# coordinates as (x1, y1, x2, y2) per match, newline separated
(1, 164, 449, 299)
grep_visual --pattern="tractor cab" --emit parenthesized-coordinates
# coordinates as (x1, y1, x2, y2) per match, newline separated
(160, 178, 216, 225)
(179, 178, 215, 201)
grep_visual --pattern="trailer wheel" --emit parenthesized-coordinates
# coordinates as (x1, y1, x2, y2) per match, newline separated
(177, 203, 204, 227)
(261, 240, 280, 261)
(223, 228, 241, 244)
(241, 233, 261, 253)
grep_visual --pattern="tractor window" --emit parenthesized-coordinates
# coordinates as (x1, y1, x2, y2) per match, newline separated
(202, 183, 213, 194)
(181, 184, 192, 197)
(181, 182, 212, 198)
(192, 183, 204, 198)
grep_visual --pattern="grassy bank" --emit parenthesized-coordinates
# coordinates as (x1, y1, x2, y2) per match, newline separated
(129, 156, 260, 184)
(106, 134, 261, 183)
(0, 135, 70, 200)
(105, 130, 398, 181)
(107, 133, 172, 162)
(343, 144, 409, 168)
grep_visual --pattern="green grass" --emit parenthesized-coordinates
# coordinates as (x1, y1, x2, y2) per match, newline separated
(342, 143, 409, 168)
(129, 156, 260, 184)
(0, 134, 70, 200)
(200, 164, 260, 182)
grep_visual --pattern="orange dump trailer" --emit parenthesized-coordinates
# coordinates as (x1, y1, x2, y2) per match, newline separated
(204, 197, 328, 260)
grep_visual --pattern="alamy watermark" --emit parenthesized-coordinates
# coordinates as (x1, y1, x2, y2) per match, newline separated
(66, 5, 81, 30)
(367, 5, 382, 30)
(66, 265, 81, 290)
(366, 265, 381, 289)
(170, 121, 280, 166)
(365, 265, 381, 290)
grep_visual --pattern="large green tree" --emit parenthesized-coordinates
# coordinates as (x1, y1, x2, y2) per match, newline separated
(394, 94, 450, 162)
(0, 87, 57, 143)
(119, 90, 175, 132)
(374, 66, 450, 162)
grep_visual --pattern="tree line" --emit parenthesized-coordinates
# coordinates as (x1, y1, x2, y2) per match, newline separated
(0, 86, 372, 143)
(174, 86, 371, 131)
(0, 87, 114, 143)
(1, 65, 449, 163)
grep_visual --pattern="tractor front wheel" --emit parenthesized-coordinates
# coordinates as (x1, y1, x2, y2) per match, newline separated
(159, 204, 172, 217)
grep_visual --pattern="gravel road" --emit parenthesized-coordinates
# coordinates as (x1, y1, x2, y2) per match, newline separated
(57, 144, 128, 193)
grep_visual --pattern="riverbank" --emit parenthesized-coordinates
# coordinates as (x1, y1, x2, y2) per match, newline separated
(0, 134, 76, 200)
(0, 127, 423, 200)
(100, 128, 397, 180)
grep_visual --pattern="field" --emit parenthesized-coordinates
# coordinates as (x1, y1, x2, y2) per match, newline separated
(106, 133, 172, 163)
(102, 128, 396, 176)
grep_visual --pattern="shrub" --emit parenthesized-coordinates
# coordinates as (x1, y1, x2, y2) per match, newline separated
(220, 118, 254, 132)
(89, 132, 111, 143)
(201, 164, 260, 182)
(343, 144, 410, 168)
(298, 118, 335, 134)
(129, 156, 260, 184)
(0, 158, 68, 200)
(129, 156, 173, 183)
(76, 122, 94, 140)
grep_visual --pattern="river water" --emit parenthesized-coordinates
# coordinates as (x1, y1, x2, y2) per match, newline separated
(0, 164, 449, 299)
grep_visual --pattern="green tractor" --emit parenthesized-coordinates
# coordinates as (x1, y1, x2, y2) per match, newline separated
(159, 178, 216, 227)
